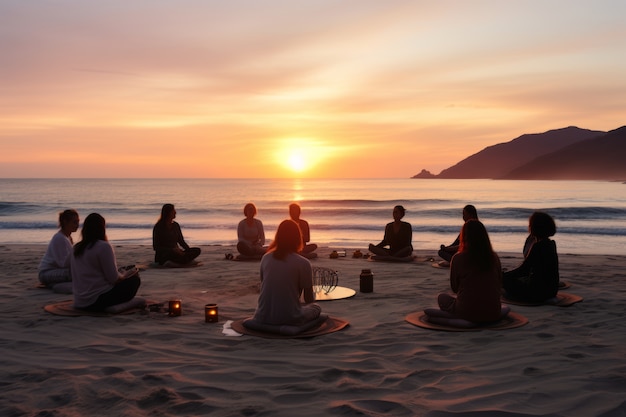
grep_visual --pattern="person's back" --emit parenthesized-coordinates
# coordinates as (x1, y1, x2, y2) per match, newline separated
(503, 211, 559, 302)
(71, 240, 119, 308)
(450, 251, 502, 322)
(254, 252, 312, 325)
(531, 239, 559, 292)
(504, 239, 559, 302)
(426, 219, 506, 327)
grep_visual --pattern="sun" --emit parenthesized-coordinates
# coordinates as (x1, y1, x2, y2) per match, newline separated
(287, 151, 307, 172)
(274, 137, 336, 177)
(275, 139, 319, 175)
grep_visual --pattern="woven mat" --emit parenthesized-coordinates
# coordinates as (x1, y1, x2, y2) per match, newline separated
(502, 292, 583, 307)
(44, 297, 148, 317)
(230, 316, 349, 339)
(405, 311, 529, 332)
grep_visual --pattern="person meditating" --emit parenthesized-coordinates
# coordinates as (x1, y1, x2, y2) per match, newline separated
(71, 213, 141, 311)
(503, 211, 559, 303)
(152, 204, 201, 266)
(38, 209, 80, 287)
(437, 204, 478, 267)
(289, 202, 318, 259)
(243, 219, 323, 335)
(237, 202, 267, 259)
(425, 220, 508, 327)
(368, 205, 413, 259)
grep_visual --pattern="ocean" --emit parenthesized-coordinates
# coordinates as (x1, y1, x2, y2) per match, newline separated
(0, 178, 624, 255)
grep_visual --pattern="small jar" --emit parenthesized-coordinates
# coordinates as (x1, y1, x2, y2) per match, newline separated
(360, 269, 373, 293)
(205, 303, 219, 323)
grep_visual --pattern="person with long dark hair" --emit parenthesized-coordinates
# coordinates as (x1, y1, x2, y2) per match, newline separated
(38, 209, 79, 286)
(152, 203, 201, 266)
(249, 219, 321, 327)
(425, 219, 507, 326)
(503, 211, 559, 302)
(71, 213, 140, 311)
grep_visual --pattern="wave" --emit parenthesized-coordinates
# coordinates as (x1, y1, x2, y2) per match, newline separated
(3, 199, 626, 219)
(3, 220, 624, 237)
(2, 179, 625, 252)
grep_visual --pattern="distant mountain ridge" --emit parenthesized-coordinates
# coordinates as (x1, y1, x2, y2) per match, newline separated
(412, 126, 626, 181)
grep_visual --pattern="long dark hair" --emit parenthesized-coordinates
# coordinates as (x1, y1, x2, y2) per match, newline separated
(458, 219, 495, 271)
(267, 219, 303, 260)
(156, 204, 175, 225)
(463, 204, 478, 220)
(74, 213, 107, 257)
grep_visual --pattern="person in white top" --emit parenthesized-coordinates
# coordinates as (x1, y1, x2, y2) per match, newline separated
(237, 203, 267, 258)
(38, 209, 79, 286)
(71, 213, 140, 311)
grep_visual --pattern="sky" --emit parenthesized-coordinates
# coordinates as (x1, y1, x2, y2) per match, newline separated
(1, 0, 625, 179)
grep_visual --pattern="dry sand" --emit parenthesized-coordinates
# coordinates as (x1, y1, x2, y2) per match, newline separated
(1, 244, 625, 416)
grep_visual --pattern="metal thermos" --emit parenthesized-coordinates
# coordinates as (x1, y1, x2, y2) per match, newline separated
(360, 269, 373, 293)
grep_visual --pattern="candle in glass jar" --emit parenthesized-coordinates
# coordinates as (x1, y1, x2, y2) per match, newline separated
(168, 299, 182, 316)
(205, 303, 218, 323)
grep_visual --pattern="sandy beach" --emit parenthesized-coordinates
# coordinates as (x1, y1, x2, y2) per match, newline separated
(1, 244, 624, 417)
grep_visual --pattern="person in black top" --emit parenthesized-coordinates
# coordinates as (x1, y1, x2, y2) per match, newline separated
(438, 204, 479, 266)
(503, 211, 559, 302)
(289, 203, 318, 258)
(152, 204, 201, 266)
(368, 205, 413, 258)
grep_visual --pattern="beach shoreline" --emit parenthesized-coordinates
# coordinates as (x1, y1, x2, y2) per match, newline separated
(1, 244, 624, 416)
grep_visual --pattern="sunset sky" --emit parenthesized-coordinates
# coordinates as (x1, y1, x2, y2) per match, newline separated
(1, 1, 625, 178)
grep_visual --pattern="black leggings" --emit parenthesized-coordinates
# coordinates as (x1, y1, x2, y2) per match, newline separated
(86, 275, 141, 311)
(155, 248, 201, 265)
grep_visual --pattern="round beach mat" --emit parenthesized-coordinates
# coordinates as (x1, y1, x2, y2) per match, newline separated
(405, 311, 529, 332)
(44, 298, 148, 317)
(501, 292, 583, 307)
(230, 316, 349, 339)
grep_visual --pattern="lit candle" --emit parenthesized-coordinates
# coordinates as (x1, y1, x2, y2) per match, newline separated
(205, 303, 218, 323)
(168, 299, 182, 316)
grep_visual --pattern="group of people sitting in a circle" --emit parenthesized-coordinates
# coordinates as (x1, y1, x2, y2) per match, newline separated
(38, 201, 559, 330)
